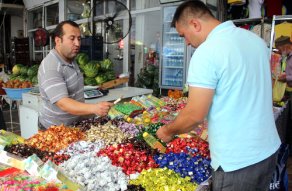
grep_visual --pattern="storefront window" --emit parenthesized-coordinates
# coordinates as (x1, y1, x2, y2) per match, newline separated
(130, 0, 160, 11)
(129, 10, 161, 91)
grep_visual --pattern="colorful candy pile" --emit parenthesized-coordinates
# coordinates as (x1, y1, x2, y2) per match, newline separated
(130, 168, 198, 191)
(166, 137, 210, 158)
(0, 172, 66, 191)
(154, 152, 211, 184)
(98, 143, 158, 175)
(117, 121, 142, 137)
(25, 124, 85, 152)
(136, 123, 164, 141)
(114, 103, 143, 115)
(2, 95, 211, 190)
(4, 144, 70, 165)
(60, 153, 128, 191)
(57, 140, 105, 156)
(73, 116, 112, 132)
(124, 138, 159, 156)
(85, 122, 127, 145)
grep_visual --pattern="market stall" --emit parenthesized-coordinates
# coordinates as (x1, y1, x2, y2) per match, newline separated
(0, 94, 211, 191)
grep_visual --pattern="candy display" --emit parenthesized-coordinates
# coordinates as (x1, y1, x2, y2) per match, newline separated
(25, 124, 85, 152)
(98, 143, 158, 175)
(114, 103, 143, 115)
(124, 138, 159, 156)
(0, 171, 67, 191)
(136, 123, 164, 141)
(85, 122, 127, 145)
(166, 137, 210, 159)
(117, 121, 142, 137)
(2, 95, 211, 190)
(57, 140, 105, 156)
(168, 89, 183, 99)
(73, 116, 111, 132)
(130, 168, 197, 191)
(60, 153, 128, 191)
(154, 152, 211, 184)
(4, 144, 71, 165)
(143, 132, 166, 153)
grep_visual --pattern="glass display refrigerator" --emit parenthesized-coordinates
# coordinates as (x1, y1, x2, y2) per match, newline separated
(159, 3, 194, 90)
(159, 0, 218, 90)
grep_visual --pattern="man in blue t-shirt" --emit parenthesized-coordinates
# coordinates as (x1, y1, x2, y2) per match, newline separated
(156, 1, 281, 190)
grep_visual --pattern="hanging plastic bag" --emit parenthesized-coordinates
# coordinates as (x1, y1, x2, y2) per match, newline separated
(273, 78, 287, 102)
(0, 71, 9, 82)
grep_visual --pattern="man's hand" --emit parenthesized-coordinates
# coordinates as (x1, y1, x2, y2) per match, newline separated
(156, 125, 174, 143)
(94, 101, 114, 116)
(56, 98, 113, 116)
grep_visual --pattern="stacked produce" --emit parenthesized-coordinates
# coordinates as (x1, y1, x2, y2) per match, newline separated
(1, 79, 32, 88)
(75, 53, 116, 85)
(10, 64, 39, 85)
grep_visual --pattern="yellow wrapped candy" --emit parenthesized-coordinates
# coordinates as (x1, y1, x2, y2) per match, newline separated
(130, 168, 197, 191)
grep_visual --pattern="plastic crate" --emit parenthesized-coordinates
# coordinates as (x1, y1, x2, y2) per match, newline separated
(2, 88, 32, 100)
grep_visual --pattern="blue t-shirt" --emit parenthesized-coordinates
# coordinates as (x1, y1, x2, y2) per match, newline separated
(187, 21, 281, 172)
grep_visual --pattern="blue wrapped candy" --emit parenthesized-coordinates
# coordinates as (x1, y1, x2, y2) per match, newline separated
(154, 152, 211, 184)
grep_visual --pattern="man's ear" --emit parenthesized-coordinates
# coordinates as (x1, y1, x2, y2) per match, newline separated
(189, 18, 201, 32)
(55, 37, 61, 46)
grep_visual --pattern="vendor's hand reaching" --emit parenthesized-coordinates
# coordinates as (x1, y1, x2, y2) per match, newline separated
(156, 125, 174, 143)
(93, 101, 114, 116)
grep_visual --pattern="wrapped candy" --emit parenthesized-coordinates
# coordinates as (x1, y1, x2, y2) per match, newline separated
(60, 153, 128, 191)
(166, 137, 210, 158)
(130, 168, 197, 191)
(98, 142, 158, 175)
(85, 122, 127, 145)
(57, 140, 105, 156)
(25, 124, 85, 152)
(154, 152, 211, 184)
(73, 116, 111, 132)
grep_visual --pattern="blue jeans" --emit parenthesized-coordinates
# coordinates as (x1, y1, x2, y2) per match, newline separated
(211, 151, 278, 191)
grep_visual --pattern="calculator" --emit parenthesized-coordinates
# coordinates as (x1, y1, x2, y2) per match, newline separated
(84, 89, 104, 99)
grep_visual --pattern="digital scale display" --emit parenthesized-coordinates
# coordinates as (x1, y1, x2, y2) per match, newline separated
(84, 89, 104, 99)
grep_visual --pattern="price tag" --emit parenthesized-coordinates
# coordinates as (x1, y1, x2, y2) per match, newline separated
(24, 154, 43, 176)
(39, 160, 60, 183)
(0, 151, 25, 170)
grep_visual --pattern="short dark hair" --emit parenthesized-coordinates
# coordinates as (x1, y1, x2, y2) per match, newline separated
(171, 0, 214, 27)
(53, 20, 79, 39)
(275, 35, 291, 47)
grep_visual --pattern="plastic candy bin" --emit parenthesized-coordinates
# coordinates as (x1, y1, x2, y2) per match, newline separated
(2, 87, 32, 100)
